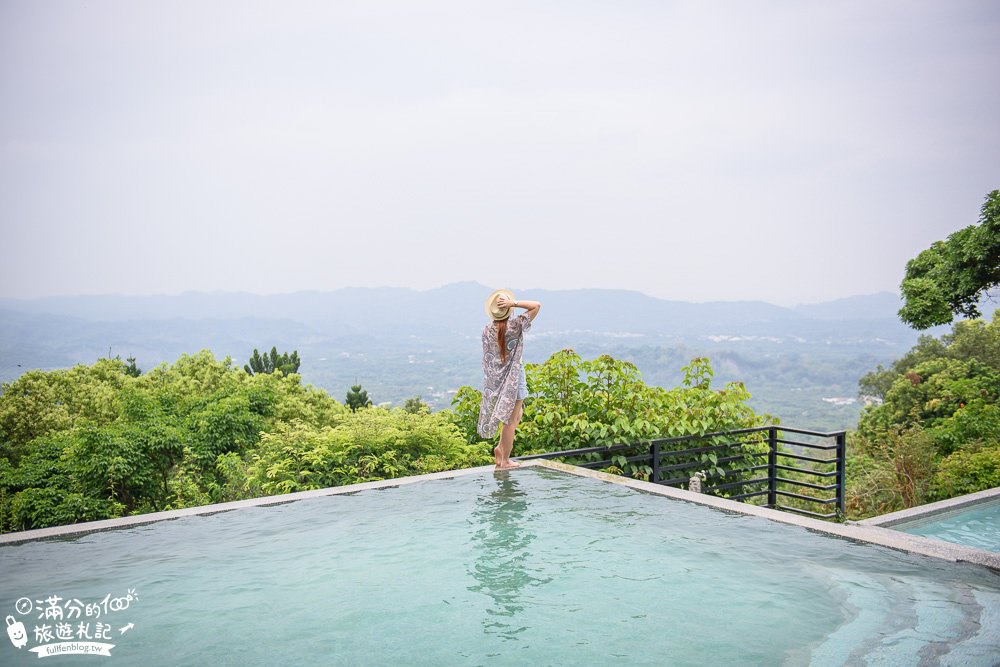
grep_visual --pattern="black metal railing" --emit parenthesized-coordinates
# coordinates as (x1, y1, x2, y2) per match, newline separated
(516, 425, 847, 520)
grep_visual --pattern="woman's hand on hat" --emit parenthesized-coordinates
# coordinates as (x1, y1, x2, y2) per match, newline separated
(497, 295, 514, 308)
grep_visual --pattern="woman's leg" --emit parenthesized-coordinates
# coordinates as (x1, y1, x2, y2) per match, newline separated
(498, 400, 524, 468)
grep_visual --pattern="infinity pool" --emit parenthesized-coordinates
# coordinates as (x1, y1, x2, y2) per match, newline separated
(890, 497, 1000, 553)
(2, 467, 999, 665)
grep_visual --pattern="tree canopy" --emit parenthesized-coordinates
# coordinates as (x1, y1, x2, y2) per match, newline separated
(899, 189, 1000, 329)
(849, 312, 1000, 517)
(345, 384, 372, 412)
(244, 346, 301, 376)
(0, 352, 482, 533)
(2, 348, 774, 533)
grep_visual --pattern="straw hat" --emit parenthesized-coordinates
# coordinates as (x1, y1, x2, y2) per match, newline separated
(485, 288, 516, 321)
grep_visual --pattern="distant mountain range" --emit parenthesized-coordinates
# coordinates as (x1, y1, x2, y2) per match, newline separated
(0, 283, 929, 369)
(0, 282, 924, 332)
(0, 283, 984, 430)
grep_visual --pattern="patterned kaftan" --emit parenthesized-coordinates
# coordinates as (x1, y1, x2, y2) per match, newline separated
(477, 313, 532, 438)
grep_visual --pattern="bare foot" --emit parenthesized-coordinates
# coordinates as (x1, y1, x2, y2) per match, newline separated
(493, 446, 502, 468)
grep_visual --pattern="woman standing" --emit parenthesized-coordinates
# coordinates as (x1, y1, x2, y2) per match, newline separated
(478, 289, 541, 469)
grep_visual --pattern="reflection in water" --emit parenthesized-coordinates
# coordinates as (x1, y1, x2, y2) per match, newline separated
(468, 471, 550, 640)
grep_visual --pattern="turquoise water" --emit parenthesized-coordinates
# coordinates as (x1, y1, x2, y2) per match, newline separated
(894, 497, 1000, 553)
(1, 467, 998, 665)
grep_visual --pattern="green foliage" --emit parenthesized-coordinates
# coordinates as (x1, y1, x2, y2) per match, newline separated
(125, 356, 142, 377)
(232, 411, 489, 497)
(523, 351, 662, 452)
(929, 445, 1000, 501)
(449, 386, 483, 444)
(8, 487, 122, 533)
(0, 432, 125, 532)
(858, 335, 947, 401)
(244, 346, 301, 376)
(452, 351, 772, 485)
(70, 422, 179, 514)
(519, 352, 768, 451)
(859, 358, 997, 447)
(185, 393, 264, 467)
(846, 428, 937, 518)
(0, 350, 342, 533)
(0, 370, 74, 459)
(927, 401, 1000, 454)
(0, 358, 128, 461)
(848, 311, 1000, 519)
(345, 384, 372, 412)
(0, 348, 492, 533)
(0, 347, 772, 533)
(899, 189, 1000, 329)
(947, 313, 1000, 370)
(621, 342, 876, 432)
(403, 396, 429, 414)
(857, 312, 1000, 455)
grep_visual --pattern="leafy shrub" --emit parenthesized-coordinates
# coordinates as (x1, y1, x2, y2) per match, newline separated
(928, 445, 1000, 501)
(846, 427, 937, 519)
(234, 410, 489, 497)
(8, 488, 123, 533)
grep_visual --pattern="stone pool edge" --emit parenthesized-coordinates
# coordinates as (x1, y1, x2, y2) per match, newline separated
(536, 460, 1000, 573)
(855, 486, 1000, 528)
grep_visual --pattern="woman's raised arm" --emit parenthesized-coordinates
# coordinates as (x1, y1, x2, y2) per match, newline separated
(497, 295, 541, 322)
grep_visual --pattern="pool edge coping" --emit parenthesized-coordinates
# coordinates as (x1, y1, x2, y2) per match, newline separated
(3, 460, 1000, 573)
(856, 486, 1000, 528)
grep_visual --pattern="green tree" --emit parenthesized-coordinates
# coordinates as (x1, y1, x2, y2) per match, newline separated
(449, 386, 484, 444)
(0, 350, 350, 533)
(229, 409, 489, 497)
(0, 348, 773, 533)
(403, 396, 429, 414)
(929, 445, 1000, 501)
(0, 358, 128, 461)
(899, 189, 1000, 329)
(857, 312, 1000, 454)
(345, 384, 372, 412)
(848, 312, 1000, 518)
(517, 352, 769, 454)
(846, 427, 937, 517)
(1, 432, 124, 532)
(451, 351, 772, 484)
(858, 335, 947, 401)
(244, 346, 301, 376)
(125, 356, 142, 377)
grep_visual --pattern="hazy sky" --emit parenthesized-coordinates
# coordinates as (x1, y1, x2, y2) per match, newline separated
(1, 1, 998, 305)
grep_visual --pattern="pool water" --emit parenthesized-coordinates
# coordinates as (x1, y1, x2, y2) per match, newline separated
(1, 467, 999, 665)
(892, 498, 1000, 553)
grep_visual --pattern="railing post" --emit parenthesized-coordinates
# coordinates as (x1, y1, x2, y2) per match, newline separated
(835, 431, 847, 516)
(767, 426, 778, 508)
(651, 441, 660, 484)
